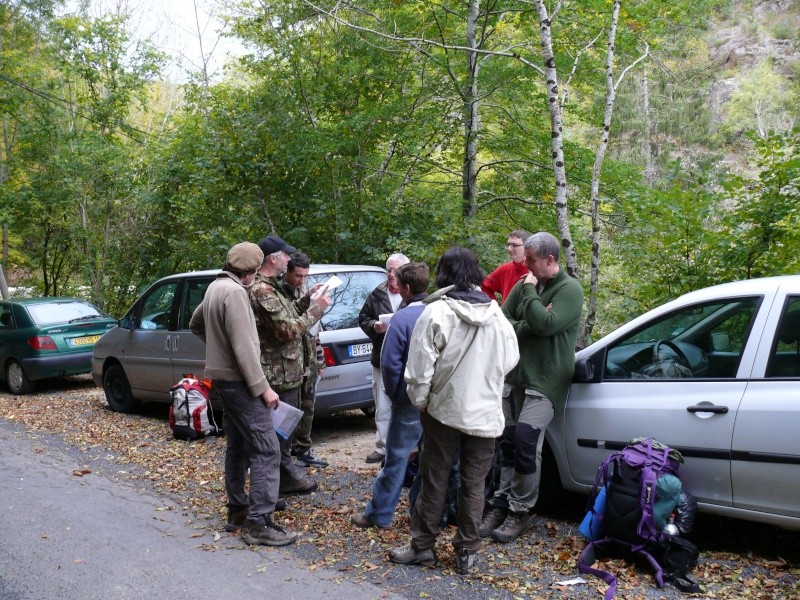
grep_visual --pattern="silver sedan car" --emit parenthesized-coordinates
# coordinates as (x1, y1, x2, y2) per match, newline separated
(91, 265, 385, 416)
(546, 275, 800, 530)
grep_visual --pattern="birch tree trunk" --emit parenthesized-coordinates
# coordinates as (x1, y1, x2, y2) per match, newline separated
(462, 0, 480, 218)
(583, 0, 621, 345)
(534, 0, 578, 278)
(642, 71, 655, 185)
(582, 0, 648, 345)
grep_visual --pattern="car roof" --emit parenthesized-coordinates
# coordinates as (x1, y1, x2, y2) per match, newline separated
(671, 274, 800, 304)
(152, 264, 386, 283)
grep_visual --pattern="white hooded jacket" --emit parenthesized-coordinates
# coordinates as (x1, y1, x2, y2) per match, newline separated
(404, 287, 520, 438)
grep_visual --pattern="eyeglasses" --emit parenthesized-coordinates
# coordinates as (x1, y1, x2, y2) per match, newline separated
(506, 243, 523, 248)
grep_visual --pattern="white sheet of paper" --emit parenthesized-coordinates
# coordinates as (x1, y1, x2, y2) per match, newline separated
(552, 578, 587, 587)
(312, 275, 343, 300)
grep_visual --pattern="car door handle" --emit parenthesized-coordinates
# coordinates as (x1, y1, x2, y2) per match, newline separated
(687, 404, 729, 414)
(164, 335, 171, 352)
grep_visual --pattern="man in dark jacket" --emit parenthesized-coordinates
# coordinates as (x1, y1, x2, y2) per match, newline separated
(357, 252, 410, 463)
(351, 262, 429, 528)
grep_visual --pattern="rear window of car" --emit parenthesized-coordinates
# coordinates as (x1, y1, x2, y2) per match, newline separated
(308, 270, 385, 330)
(26, 301, 107, 326)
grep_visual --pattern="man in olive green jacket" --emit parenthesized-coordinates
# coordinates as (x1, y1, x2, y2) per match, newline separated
(481, 232, 584, 544)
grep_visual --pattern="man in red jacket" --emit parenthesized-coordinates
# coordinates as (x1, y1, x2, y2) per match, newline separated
(480, 230, 531, 304)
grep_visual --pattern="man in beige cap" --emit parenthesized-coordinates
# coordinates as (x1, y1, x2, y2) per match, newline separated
(190, 241, 297, 547)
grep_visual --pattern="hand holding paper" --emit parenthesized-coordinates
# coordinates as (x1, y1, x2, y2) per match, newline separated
(312, 275, 343, 300)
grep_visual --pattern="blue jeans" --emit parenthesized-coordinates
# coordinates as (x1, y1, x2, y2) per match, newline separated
(363, 399, 422, 527)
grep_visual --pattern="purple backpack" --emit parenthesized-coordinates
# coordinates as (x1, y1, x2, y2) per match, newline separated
(577, 438, 700, 598)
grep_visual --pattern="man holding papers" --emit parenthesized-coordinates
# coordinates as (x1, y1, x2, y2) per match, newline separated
(358, 252, 411, 464)
(250, 235, 331, 498)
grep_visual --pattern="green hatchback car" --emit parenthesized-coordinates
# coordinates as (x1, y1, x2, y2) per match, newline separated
(0, 297, 117, 394)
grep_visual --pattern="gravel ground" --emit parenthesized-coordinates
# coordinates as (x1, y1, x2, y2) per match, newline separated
(1, 376, 798, 599)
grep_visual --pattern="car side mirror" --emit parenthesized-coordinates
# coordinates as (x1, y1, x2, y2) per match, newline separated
(711, 332, 730, 351)
(119, 316, 138, 330)
(573, 357, 595, 382)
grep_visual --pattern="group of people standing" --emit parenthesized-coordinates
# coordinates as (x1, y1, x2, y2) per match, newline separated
(188, 228, 584, 574)
(353, 231, 583, 574)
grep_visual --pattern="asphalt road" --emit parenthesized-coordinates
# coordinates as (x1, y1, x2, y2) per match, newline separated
(0, 419, 400, 600)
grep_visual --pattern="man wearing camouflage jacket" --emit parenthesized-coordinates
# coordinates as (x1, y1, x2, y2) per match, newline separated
(249, 235, 331, 497)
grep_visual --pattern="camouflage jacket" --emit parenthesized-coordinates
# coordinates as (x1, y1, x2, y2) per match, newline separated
(249, 274, 325, 391)
(282, 280, 325, 376)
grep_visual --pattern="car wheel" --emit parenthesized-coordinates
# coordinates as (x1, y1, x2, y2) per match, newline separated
(6, 360, 34, 395)
(103, 364, 140, 413)
(533, 444, 563, 513)
(361, 403, 376, 417)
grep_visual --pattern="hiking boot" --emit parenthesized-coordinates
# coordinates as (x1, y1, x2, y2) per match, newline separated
(365, 450, 385, 464)
(351, 513, 388, 530)
(241, 515, 298, 547)
(388, 543, 436, 566)
(225, 506, 249, 532)
(279, 477, 318, 496)
(295, 448, 329, 468)
(478, 507, 508, 538)
(491, 511, 533, 543)
(225, 499, 286, 531)
(454, 547, 476, 575)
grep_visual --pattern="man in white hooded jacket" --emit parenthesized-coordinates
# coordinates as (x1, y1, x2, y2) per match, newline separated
(388, 246, 519, 575)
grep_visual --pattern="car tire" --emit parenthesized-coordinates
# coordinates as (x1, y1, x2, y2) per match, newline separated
(103, 364, 140, 413)
(533, 444, 563, 513)
(7, 360, 34, 395)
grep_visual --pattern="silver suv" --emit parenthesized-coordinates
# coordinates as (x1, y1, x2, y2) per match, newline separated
(91, 265, 386, 415)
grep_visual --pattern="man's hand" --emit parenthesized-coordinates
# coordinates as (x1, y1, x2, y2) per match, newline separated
(373, 321, 389, 334)
(261, 388, 279, 409)
(524, 272, 538, 287)
(315, 290, 332, 311)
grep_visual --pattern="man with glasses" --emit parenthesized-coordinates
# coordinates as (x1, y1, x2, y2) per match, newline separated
(358, 252, 410, 464)
(250, 236, 331, 499)
(480, 231, 584, 543)
(481, 230, 531, 304)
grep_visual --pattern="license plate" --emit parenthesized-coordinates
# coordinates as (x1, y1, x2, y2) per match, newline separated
(68, 334, 101, 347)
(348, 343, 373, 358)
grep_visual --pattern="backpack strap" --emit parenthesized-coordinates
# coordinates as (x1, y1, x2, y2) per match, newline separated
(634, 439, 671, 541)
(578, 539, 618, 600)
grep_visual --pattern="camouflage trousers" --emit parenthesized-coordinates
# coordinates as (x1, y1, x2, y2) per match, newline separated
(292, 375, 317, 454)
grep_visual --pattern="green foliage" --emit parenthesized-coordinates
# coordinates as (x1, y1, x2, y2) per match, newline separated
(2, 0, 798, 335)
(715, 128, 800, 279)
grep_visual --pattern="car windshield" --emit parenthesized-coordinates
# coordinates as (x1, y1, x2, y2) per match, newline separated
(26, 301, 106, 326)
(308, 270, 386, 330)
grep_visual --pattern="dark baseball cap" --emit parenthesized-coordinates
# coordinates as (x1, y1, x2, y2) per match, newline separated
(258, 235, 297, 256)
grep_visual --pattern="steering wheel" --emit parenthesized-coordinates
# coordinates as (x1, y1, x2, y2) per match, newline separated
(652, 339, 690, 366)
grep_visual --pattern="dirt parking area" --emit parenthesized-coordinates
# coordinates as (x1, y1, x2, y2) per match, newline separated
(1, 375, 799, 599)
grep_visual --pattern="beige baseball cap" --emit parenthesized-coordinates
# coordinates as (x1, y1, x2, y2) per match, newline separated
(226, 242, 264, 272)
